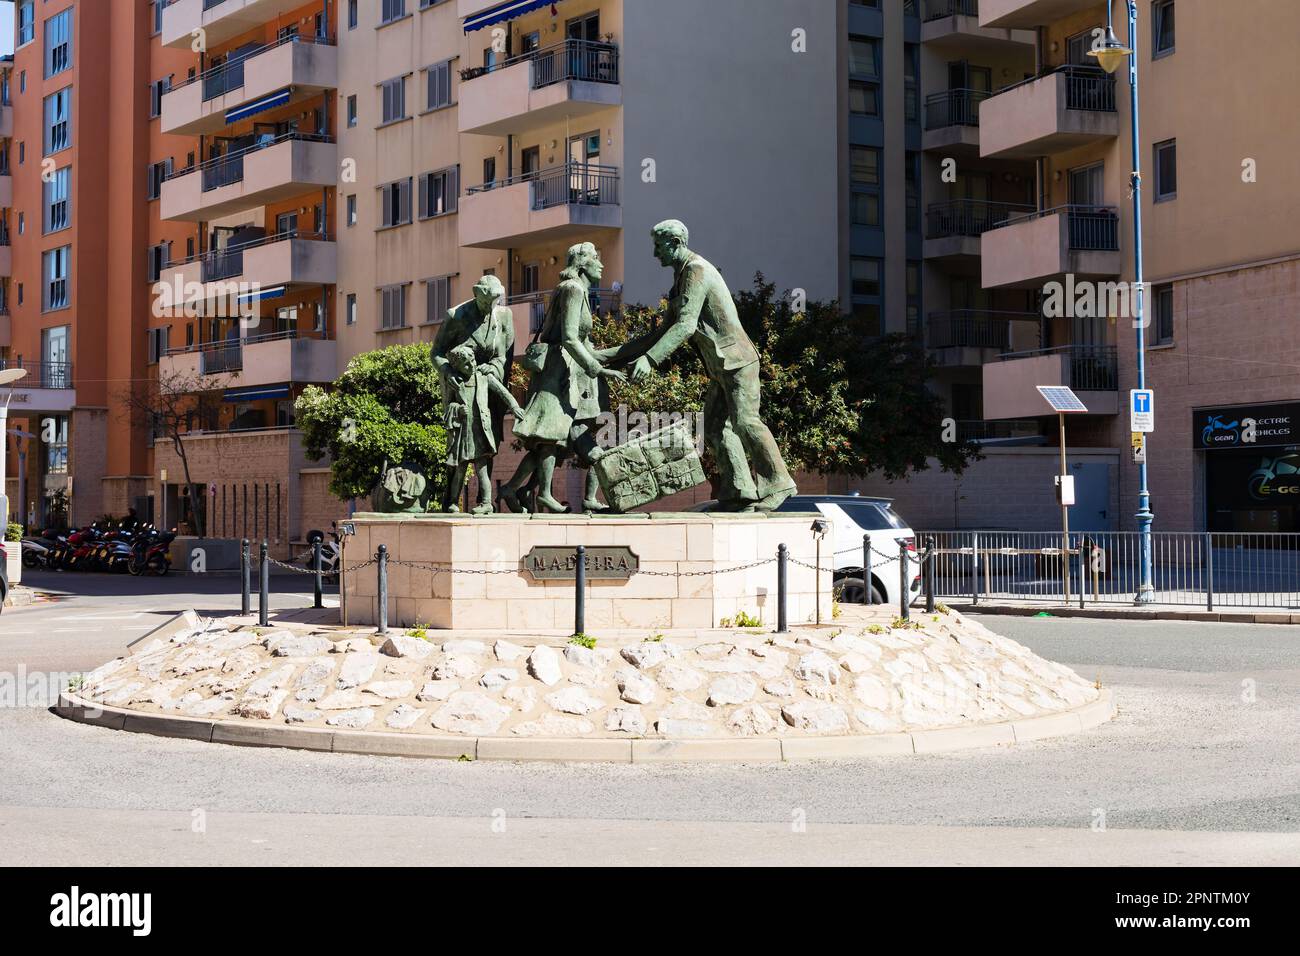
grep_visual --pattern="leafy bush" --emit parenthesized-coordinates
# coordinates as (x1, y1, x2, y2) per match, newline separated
(5, 522, 23, 543)
(568, 633, 597, 649)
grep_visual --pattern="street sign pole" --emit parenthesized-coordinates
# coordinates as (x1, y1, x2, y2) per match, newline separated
(1059, 412, 1070, 605)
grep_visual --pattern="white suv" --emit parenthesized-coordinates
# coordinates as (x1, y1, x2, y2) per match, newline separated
(774, 494, 920, 606)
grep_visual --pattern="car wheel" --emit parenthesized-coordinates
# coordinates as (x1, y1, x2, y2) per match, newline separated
(836, 577, 869, 604)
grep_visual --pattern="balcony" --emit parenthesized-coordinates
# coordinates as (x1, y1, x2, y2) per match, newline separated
(161, 36, 337, 137)
(161, 331, 336, 389)
(0, 104, 11, 138)
(920, 1, 1035, 52)
(157, 232, 336, 309)
(0, 360, 76, 413)
(163, 0, 315, 50)
(458, 38, 621, 136)
(925, 309, 1040, 366)
(460, 163, 621, 249)
(0, 173, 10, 207)
(981, 205, 1121, 289)
(923, 88, 990, 154)
(980, 66, 1118, 159)
(983, 344, 1118, 419)
(924, 199, 1033, 261)
(161, 134, 336, 222)
(979, 0, 1105, 29)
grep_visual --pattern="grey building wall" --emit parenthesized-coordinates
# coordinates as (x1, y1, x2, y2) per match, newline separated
(620, 0, 840, 307)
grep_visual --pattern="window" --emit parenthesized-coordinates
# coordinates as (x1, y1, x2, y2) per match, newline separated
(483, 157, 496, 188)
(380, 285, 408, 329)
(381, 77, 407, 124)
(45, 9, 73, 78)
(380, 0, 407, 26)
(1154, 139, 1176, 200)
(426, 60, 452, 110)
(18, 212, 24, 235)
(425, 276, 452, 324)
(849, 80, 878, 116)
(851, 193, 879, 227)
(905, 151, 920, 233)
(150, 1, 165, 36)
(43, 166, 71, 233)
(347, 94, 358, 128)
(17, 2, 34, 47)
(346, 293, 357, 326)
(418, 166, 458, 218)
(1153, 1, 1175, 56)
(44, 88, 72, 155)
(147, 326, 170, 364)
(379, 178, 413, 227)
(348, 0, 358, 29)
(850, 146, 881, 227)
(147, 158, 173, 201)
(346, 194, 357, 227)
(44, 247, 71, 311)
(906, 261, 921, 338)
(1153, 283, 1174, 345)
(904, 44, 918, 123)
(150, 77, 172, 119)
(851, 257, 881, 298)
(848, 36, 879, 77)
(147, 243, 171, 284)
(45, 415, 69, 473)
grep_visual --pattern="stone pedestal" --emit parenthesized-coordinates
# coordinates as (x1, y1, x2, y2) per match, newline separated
(341, 513, 833, 631)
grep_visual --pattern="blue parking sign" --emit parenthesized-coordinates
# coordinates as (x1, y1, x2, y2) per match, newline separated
(1130, 389, 1154, 433)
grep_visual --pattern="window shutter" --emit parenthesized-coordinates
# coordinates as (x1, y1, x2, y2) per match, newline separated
(418, 173, 429, 219)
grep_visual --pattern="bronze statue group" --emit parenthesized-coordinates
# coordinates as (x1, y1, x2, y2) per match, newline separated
(426, 219, 796, 516)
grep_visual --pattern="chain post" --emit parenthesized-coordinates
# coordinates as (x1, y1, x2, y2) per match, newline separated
(925, 535, 936, 614)
(776, 544, 788, 633)
(1080, 537, 1088, 610)
(898, 538, 909, 622)
(240, 538, 250, 615)
(376, 544, 389, 635)
(258, 540, 269, 627)
(862, 533, 872, 605)
(574, 545, 586, 637)
(313, 539, 324, 609)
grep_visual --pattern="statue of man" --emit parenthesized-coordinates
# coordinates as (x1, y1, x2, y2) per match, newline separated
(610, 220, 796, 511)
(431, 274, 520, 513)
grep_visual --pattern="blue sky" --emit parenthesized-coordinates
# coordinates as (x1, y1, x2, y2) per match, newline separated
(0, 2, 13, 56)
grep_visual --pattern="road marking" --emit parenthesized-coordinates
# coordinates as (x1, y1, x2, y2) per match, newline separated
(49, 613, 148, 621)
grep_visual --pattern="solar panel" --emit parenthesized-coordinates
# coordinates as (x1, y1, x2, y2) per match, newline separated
(1036, 385, 1089, 414)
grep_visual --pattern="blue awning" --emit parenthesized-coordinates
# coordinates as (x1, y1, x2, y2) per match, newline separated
(224, 384, 290, 403)
(464, 0, 555, 33)
(237, 284, 286, 304)
(226, 88, 291, 124)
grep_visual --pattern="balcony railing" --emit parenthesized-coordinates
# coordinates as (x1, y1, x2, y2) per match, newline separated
(998, 344, 1118, 391)
(956, 419, 1042, 442)
(0, 359, 73, 389)
(164, 131, 333, 193)
(459, 38, 619, 89)
(981, 203, 1120, 250)
(468, 163, 621, 211)
(201, 342, 243, 374)
(923, 0, 979, 19)
(167, 33, 334, 102)
(202, 0, 230, 11)
(175, 228, 331, 282)
(926, 309, 1039, 350)
(925, 88, 990, 129)
(507, 286, 623, 331)
(997, 64, 1116, 113)
(926, 199, 1033, 239)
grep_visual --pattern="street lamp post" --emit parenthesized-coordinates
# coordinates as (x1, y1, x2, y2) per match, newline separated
(1091, 0, 1154, 604)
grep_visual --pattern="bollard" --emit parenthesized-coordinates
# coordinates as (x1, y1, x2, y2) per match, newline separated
(924, 536, 936, 614)
(1204, 531, 1214, 612)
(376, 544, 389, 635)
(258, 540, 269, 627)
(574, 545, 586, 636)
(312, 539, 323, 609)
(898, 539, 909, 622)
(971, 531, 980, 606)
(862, 534, 872, 605)
(1079, 538, 1089, 609)
(776, 544, 789, 633)
(241, 538, 251, 616)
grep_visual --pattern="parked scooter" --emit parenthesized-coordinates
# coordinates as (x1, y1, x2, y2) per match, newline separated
(305, 528, 341, 583)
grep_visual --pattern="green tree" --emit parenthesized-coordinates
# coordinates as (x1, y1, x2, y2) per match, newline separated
(588, 275, 978, 482)
(295, 344, 449, 501)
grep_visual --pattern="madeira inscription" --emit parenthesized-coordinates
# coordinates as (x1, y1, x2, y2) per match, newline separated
(522, 546, 640, 581)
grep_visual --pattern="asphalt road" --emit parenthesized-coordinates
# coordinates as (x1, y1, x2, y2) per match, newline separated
(1, 576, 1298, 866)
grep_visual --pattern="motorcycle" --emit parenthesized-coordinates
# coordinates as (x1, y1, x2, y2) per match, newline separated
(20, 536, 51, 570)
(305, 528, 341, 584)
(128, 528, 175, 577)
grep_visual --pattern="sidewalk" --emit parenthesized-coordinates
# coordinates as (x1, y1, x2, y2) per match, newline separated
(938, 598, 1300, 625)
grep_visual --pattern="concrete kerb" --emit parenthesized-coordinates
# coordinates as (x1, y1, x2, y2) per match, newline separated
(945, 601, 1300, 625)
(55, 690, 1116, 763)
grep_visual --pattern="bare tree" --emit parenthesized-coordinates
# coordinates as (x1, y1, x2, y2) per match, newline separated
(117, 370, 230, 537)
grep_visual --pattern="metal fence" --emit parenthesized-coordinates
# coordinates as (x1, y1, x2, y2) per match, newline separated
(922, 530, 1300, 610)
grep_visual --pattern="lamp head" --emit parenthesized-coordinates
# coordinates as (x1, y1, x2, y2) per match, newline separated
(810, 518, 829, 539)
(1088, 27, 1132, 73)
(0, 368, 29, 388)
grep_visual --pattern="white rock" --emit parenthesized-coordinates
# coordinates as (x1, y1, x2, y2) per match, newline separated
(727, 703, 776, 736)
(442, 640, 487, 656)
(183, 693, 234, 717)
(385, 703, 426, 729)
(851, 675, 895, 711)
(433, 655, 480, 680)
(661, 698, 712, 722)
(829, 632, 881, 658)
(295, 657, 335, 688)
(134, 651, 172, 683)
(316, 690, 366, 711)
(657, 661, 705, 692)
(337, 653, 379, 689)
(512, 714, 595, 736)
(563, 643, 603, 669)
(169, 650, 226, 677)
(763, 677, 796, 698)
(494, 639, 527, 662)
(618, 672, 658, 705)
(854, 708, 903, 733)
(362, 679, 414, 700)
(295, 684, 326, 703)
(380, 635, 435, 659)
(567, 669, 609, 688)
(209, 631, 262, 653)
(431, 691, 511, 736)
(545, 687, 604, 716)
(794, 650, 839, 684)
(233, 663, 295, 719)
(620, 642, 678, 670)
(693, 642, 733, 659)
(656, 718, 716, 737)
(479, 667, 519, 690)
(266, 633, 333, 658)
(839, 652, 874, 674)
(283, 706, 322, 724)
(326, 708, 375, 729)
(417, 680, 459, 702)
(605, 706, 647, 735)
(503, 686, 538, 712)
(527, 645, 563, 686)
(781, 700, 850, 734)
(707, 674, 757, 707)
(332, 638, 376, 653)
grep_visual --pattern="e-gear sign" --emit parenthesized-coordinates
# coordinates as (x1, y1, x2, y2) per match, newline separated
(1195, 403, 1300, 450)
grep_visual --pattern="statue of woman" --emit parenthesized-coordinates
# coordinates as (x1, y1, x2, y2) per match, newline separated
(431, 274, 519, 513)
(501, 242, 623, 513)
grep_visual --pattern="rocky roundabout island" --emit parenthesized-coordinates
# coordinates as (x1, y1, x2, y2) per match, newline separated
(59, 607, 1114, 761)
